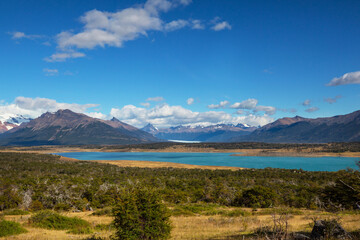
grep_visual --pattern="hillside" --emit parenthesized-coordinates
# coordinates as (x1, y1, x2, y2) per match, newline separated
(233, 110, 360, 143)
(0, 109, 158, 146)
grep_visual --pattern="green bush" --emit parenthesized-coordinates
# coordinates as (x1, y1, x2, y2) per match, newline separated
(236, 186, 277, 208)
(29, 210, 90, 230)
(91, 207, 113, 216)
(3, 209, 30, 215)
(0, 220, 28, 237)
(112, 188, 172, 240)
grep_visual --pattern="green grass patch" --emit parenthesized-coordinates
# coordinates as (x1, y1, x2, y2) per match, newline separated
(3, 209, 30, 215)
(0, 220, 28, 237)
(91, 207, 113, 216)
(94, 223, 113, 231)
(255, 207, 303, 215)
(66, 225, 93, 234)
(29, 210, 90, 230)
(170, 203, 251, 217)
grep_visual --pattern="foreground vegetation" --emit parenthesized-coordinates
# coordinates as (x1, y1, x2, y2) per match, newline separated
(0, 152, 359, 239)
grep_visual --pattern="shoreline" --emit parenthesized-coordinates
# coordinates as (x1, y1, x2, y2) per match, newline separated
(2, 146, 360, 157)
(59, 156, 244, 170)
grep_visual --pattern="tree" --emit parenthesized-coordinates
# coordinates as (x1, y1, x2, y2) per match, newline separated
(112, 188, 171, 240)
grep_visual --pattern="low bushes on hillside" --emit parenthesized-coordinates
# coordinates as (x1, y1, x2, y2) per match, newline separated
(0, 220, 28, 237)
(29, 210, 90, 231)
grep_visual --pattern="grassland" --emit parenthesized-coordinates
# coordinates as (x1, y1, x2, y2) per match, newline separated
(2, 207, 360, 239)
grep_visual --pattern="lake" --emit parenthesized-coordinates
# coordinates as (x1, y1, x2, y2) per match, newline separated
(54, 152, 359, 171)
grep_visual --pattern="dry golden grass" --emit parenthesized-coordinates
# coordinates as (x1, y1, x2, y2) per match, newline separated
(2, 209, 359, 240)
(94, 160, 245, 170)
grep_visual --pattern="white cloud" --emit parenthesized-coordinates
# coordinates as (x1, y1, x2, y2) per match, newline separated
(55, 0, 182, 51)
(228, 98, 277, 115)
(43, 68, 59, 76)
(46, 0, 227, 61)
(327, 71, 360, 86)
(164, 19, 189, 31)
(324, 95, 342, 104)
(0, 97, 99, 121)
(212, 21, 231, 31)
(141, 102, 151, 108)
(191, 20, 205, 29)
(110, 103, 273, 128)
(44, 51, 85, 62)
(0, 97, 274, 128)
(186, 98, 194, 105)
(253, 105, 276, 115)
(302, 99, 311, 106)
(208, 100, 229, 109)
(9, 31, 42, 40)
(146, 96, 164, 101)
(230, 98, 258, 109)
(305, 107, 319, 113)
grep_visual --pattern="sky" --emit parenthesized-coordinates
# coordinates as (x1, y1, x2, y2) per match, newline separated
(1, 0, 360, 128)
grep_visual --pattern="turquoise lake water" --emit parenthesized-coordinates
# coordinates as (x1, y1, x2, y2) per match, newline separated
(55, 152, 359, 172)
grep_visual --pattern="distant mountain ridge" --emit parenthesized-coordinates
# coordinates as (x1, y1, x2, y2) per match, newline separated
(141, 123, 257, 142)
(0, 109, 158, 146)
(232, 110, 360, 143)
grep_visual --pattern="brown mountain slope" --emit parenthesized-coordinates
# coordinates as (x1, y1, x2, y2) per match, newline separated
(0, 109, 158, 146)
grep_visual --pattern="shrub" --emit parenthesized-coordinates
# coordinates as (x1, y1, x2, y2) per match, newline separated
(236, 186, 277, 208)
(29, 200, 44, 211)
(29, 210, 90, 230)
(0, 220, 28, 237)
(91, 207, 113, 216)
(3, 209, 30, 215)
(112, 188, 172, 240)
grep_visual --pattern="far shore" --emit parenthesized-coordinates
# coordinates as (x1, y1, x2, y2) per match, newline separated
(1, 145, 360, 157)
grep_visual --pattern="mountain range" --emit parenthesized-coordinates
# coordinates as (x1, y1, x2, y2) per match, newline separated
(0, 109, 359, 145)
(0, 109, 157, 146)
(232, 110, 360, 143)
(141, 123, 256, 142)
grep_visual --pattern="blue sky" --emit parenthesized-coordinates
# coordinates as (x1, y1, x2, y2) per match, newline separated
(1, 0, 360, 127)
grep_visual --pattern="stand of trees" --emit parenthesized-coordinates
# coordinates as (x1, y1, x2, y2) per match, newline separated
(0, 152, 359, 212)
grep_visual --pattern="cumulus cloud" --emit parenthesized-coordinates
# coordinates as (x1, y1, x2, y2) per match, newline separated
(0, 97, 274, 128)
(45, 0, 229, 61)
(43, 68, 59, 76)
(305, 107, 319, 113)
(324, 95, 342, 104)
(55, 0, 192, 52)
(141, 102, 151, 108)
(9, 31, 42, 40)
(228, 98, 277, 115)
(186, 98, 194, 105)
(191, 19, 205, 29)
(302, 99, 311, 106)
(110, 103, 273, 128)
(44, 51, 85, 62)
(146, 96, 165, 102)
(0, 97, 100, 122)
(327, 71, 360, 86)
(211, 17, 231, 31)
(208, 100, 229, 109)
(230, 99, 258, 109)
(164, 19, 189, 31)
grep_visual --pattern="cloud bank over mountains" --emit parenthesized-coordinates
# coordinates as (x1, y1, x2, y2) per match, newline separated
(0, 97, 273, 128)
